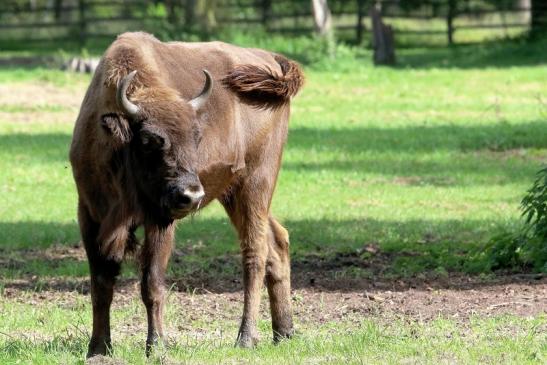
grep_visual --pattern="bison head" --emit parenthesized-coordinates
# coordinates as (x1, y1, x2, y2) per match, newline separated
(105, 70, 212, 222)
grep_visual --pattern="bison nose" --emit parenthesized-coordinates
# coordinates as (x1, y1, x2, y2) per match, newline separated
(173, 185, 204, 209)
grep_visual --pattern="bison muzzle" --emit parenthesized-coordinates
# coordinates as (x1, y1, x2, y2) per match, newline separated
(69, 32, 304, 357)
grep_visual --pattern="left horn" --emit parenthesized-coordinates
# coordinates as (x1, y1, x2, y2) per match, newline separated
(189, 70, 213, 111)
(116, 70, 140, 118)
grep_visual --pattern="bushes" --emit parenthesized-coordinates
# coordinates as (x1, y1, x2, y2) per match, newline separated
(472, 167, 547, 273)
(520, 166, 547, 271)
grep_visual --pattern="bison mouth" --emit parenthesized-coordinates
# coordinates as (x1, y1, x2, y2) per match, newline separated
(169, 197, 203, 220)
(169, 208, 194, 220)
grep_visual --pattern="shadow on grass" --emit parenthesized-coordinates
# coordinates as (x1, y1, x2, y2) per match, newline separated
(288, 121, 547, 154)
(0, 121, 547, 175)
(1, 217, 543, 294)
(284, 121, 547, 184)
(395, 38, 547, 69)
(0, 133, 71, 164)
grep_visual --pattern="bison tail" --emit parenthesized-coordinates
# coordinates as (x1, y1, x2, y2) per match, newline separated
(222, 55, 304, 108)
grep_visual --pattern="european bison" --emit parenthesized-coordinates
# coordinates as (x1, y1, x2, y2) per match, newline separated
(69, 32, 304, 357)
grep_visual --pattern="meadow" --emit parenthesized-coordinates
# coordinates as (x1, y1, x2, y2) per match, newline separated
(0, 39, 546, 364)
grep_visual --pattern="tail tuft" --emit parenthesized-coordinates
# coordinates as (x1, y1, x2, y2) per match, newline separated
(222, 54, 304, 108)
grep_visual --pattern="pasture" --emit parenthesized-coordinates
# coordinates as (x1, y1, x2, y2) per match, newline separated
(0, 41, 546, 364)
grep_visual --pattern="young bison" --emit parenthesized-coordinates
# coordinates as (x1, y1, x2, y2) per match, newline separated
(69, 32, 304, 357)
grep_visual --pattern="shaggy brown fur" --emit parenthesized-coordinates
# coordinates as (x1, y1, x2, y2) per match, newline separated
(70, 32, 303, 358)
(222, 54, 304, 108)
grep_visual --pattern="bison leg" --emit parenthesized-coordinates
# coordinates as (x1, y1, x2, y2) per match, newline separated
(79, 203, 121, 358)
(222, 185, 271, 348)
(265, 217, 294, 342)
(140, 224, 174, 357)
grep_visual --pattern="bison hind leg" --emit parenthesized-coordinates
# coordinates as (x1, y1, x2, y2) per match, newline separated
(98, 223, 141, 262)
(265, 217, 294, 343)
(124, 226, 140, 257)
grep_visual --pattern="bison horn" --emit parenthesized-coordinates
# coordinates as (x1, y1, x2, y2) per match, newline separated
(189, 70, 213, 111)
(116, 70, 140, 118)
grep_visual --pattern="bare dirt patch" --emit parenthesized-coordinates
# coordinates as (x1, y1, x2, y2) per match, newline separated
(0, 83, 85, 109)
(0, 110, 78, 124)
(2, 245, 545, 324)
(2, 275, 545, 330)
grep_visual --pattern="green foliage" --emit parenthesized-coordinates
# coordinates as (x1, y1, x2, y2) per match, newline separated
(520, 166, 547, 271)
(471, 167, 547, 273)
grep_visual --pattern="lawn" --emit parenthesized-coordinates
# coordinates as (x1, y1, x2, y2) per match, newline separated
(0, 40, 546, 364)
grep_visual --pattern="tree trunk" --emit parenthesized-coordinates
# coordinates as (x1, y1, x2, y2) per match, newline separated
(370, 5, 395, 66)
(196, 0, 217, 32)
(53, 0, 63, 21)
(447, 0, 455, 45)
(311, 0, 332, 36)
(311, 0, 336, 58)
(261, 0, 272, 29)
(517, 0, 531, 24)
(185, 0, 197, 27)
(531, 0, 547, 36)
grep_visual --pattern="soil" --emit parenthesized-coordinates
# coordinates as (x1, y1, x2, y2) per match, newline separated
(2, 245, 545, 325)
(0, 83, 85, 109)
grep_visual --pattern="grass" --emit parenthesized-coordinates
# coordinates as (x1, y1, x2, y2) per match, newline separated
(1, 295, 545, 364)
(0, 38, 546, 363)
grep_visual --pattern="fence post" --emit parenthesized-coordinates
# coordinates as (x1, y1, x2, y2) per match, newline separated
(447, 0, 455, 45)
(356, 0, 365, 44)
(78, 0, 87, 47)
(261, 0, 272, 29)
(185, 0, 196, 29)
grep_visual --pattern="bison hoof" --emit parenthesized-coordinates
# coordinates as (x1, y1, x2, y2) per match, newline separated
(273, 327, 294, 344)
(235, 331, 259, 348)
(86, 338, 112, 358)
(145, 336, 160, 357)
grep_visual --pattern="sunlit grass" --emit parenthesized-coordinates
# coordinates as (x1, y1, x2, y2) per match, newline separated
(0, 39, 546, 363)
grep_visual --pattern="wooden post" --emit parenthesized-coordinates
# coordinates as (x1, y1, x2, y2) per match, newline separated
(447, 0, 456, 45)
(370, 4, 395, 65)
(312, 0, 332, 36)
(185, 0, 197, 28)
(78, 0, 86, 48)
(312, 0, 336, 58)
(261, 0, 272, 29)
(166, 0, 177, 25)
(356, 0, 365, 44)
(54, 0, 63, 21)
(531, 0, 547, 36)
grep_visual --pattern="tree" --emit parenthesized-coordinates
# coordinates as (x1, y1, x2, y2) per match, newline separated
(196, 0, 218, 32)
(531, 0, 547, 36)
(311, 0, 335, 58)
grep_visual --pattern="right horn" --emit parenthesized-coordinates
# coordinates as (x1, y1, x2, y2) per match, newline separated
(189, 70, 213, 111)
(116, 70, 140, 118)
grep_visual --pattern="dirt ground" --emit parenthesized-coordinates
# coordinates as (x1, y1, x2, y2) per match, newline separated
(0, 81, 85, 124)
(2, 245, 545, 326)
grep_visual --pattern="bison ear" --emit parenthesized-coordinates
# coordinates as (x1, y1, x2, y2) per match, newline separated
(101, 113, 132, 145)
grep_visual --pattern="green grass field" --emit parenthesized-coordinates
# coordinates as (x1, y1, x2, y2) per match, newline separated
(0, 40, 546, 364)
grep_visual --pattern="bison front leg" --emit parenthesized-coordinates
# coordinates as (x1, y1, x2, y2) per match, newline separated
(265, 217, 294, 342)
(237, 218, 269, 348)
(140, 223, 174, 357)
(222, 184, 272, 348)
(79, 203, 121, 358)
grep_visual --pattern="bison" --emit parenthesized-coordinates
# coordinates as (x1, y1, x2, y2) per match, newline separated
(69, 32, 304, 357)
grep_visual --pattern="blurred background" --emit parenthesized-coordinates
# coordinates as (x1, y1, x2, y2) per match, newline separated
(0, 0, 545, 61)
(1, 1, 546, 363)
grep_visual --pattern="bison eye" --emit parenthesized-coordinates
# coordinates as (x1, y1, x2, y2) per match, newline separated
(140, 130, 168, 152)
